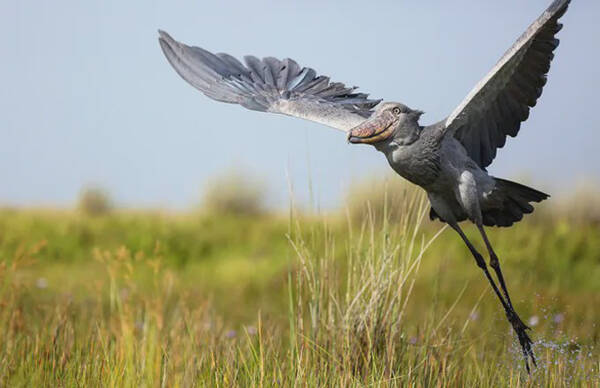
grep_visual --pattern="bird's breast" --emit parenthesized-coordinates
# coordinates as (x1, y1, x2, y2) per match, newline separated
(386, 141, 441, 189)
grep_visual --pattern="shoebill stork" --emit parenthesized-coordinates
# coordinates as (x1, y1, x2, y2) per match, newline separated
(159, 0, 570, 373)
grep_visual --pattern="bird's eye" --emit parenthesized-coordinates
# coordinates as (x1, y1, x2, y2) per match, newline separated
(392, 107, 401, 115)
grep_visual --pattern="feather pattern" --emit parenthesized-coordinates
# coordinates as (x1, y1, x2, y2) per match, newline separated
(445, 0, 570, 168)
(158, 31, 381, 132)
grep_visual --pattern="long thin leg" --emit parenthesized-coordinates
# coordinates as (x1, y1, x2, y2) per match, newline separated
(477, 224, 516, 310)
(449, 223, 511, 312)
(476, 223, 537, 368)
(449, 222, 535, 373)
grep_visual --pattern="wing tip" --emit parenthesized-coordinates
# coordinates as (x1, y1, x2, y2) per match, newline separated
(157, 30, 179, 63)
(157, 29, 180, 57)
(157, 29, 173, 43)
(548, 0, 571, 18)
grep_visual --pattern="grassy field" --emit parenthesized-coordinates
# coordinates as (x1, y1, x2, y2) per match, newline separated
(0, 190, 599, 386)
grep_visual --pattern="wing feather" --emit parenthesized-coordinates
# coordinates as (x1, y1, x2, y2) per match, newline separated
(158, 30, 382, 132)
(445, 0, 570, 167)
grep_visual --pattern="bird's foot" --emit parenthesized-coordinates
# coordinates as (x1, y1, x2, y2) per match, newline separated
(506, 309, 536, 374)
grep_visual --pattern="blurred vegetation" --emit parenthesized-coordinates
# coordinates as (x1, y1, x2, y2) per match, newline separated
(553, 185, 600, 224)
(77, 186, 113, 216)
(344, 174, 421, 224)
(0, 180, 599, 385)
(200, 170, 267, 216)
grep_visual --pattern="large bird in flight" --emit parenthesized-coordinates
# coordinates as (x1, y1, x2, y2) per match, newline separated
(159, 0, 570, 373)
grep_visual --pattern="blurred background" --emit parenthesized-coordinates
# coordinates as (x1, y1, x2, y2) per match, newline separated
(1, 0, 599, 210)
(1, 1, 599, 385)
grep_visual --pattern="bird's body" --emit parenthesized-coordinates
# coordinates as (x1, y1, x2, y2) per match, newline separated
(158, 0, 571, 373)
(372, 112, 546, 228)
(393, 126, 494, 224)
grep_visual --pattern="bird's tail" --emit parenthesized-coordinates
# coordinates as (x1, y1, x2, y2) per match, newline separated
(481, 178, 550, 227)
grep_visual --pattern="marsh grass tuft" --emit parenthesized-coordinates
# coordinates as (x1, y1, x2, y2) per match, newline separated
(287, 185, 443, 382)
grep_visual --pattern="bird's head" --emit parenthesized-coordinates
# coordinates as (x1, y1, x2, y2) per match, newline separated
(347, 102, 423, 146)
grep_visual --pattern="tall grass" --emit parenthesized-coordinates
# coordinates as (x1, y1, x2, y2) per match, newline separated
(0, 191, 599, 385)
(286, 187, 441, 383)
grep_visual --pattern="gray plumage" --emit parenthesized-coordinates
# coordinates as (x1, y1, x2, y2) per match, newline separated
(158, 30, 380, 131)
(159, 0, 570, 374)
(445, 0, 568, 167)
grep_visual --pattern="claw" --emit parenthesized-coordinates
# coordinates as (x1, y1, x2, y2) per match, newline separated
(508, 310, 536, 374)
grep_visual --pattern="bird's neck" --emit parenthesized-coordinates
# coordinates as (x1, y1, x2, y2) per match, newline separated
(398, 122, 422, 145)
(375, 122, 421, 153)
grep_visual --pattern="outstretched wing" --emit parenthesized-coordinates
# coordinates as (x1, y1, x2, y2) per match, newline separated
(158, 31, 381, 132)
(444, 0, 570, 168)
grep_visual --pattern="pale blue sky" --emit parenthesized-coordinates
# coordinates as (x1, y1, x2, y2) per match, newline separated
(1, 0, 598, 209)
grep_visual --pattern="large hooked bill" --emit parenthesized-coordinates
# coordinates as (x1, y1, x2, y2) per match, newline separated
(347, 112, 396, 144)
